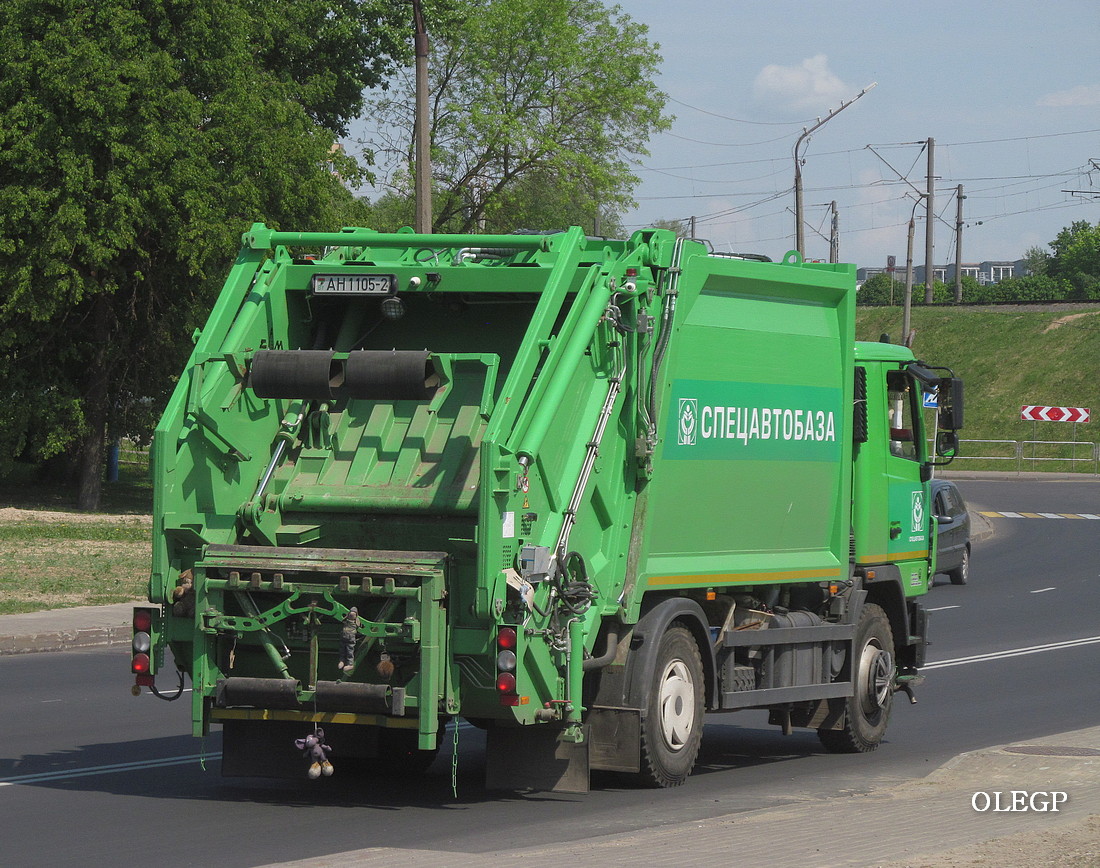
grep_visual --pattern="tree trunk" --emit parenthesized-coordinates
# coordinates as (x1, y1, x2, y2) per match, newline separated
(77, 295, 111, 511)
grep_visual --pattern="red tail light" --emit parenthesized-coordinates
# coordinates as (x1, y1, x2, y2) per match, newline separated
(131, 607, 158, 688)
(496, 627, 525, 705)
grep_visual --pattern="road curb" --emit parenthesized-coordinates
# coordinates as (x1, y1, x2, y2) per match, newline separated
(0, 625, 130, 656)
(0, 601, 138, 656)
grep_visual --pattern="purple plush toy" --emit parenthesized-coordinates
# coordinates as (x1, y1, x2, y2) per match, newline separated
(295, 728, 333, 779)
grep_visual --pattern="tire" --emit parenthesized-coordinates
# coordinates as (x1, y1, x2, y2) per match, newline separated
(949, 546, 970, 585)
(638, 625, 705, 787)
(818, 603, 895, 754)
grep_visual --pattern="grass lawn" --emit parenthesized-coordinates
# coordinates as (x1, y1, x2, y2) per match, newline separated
(0, 468, 152, 615)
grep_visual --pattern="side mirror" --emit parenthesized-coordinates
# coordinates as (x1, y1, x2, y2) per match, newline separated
(936, 430, 959, 459)
(938, 377, 964, 430)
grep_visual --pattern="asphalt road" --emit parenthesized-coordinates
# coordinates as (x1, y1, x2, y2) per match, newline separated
(2, 476, 1098, 868)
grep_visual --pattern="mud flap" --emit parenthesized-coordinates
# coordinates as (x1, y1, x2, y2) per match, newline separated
(588, 706, 641, 773)
(485, 724, 590, 793)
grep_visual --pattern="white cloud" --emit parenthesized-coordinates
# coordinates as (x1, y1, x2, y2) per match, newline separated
(752, 55, 850, 114)
(1037, 84, 1100, 107)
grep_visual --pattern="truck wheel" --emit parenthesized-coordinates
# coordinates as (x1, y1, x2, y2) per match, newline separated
(638, 625, 705, 787)
(949, 546, 970, 585)
(818, 603, 894, 754)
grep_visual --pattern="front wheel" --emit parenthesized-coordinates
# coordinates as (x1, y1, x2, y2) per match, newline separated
(818, 603, 895, 754)
(638, 625, 705, 787)
(949, 546, 970, 585)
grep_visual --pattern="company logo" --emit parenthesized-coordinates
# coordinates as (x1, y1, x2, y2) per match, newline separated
(678, 398, 698, 446)
(911, 491, 925, 532)
(664, 380, 842, 462)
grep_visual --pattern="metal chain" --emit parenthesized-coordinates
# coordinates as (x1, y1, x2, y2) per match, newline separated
(451, 720, 460, 799)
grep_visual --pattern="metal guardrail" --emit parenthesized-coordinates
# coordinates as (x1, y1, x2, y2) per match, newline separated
(948, 438, 1099, 474)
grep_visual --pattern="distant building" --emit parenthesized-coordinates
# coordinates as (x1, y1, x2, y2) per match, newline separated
(857, 260, 1027, 287)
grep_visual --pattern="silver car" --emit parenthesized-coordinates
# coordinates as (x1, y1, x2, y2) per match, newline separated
(930, 478, 971, 585)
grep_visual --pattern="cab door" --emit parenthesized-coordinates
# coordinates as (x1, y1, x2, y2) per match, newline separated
(884, 368, 932, 590)
(852, 361, 933, 594)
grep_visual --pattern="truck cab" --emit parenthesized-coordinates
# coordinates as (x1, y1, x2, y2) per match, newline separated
(851, 342, 964, 673)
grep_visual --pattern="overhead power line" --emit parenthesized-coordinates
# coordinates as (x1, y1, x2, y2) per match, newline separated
(665, 129, 798, 148)
(666, 96, 815, 126)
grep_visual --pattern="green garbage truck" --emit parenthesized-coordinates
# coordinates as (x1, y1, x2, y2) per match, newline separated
(130, 224, 963, 791)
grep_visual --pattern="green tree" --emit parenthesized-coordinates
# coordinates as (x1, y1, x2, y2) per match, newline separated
(1048, 219, 1100, 297)
(648, 218, 691, 236)
(0, 0, 407, 509)
(856, 273, 906, 306)
(361, 0, 670, 233)
(1023, 244, 1049, 277)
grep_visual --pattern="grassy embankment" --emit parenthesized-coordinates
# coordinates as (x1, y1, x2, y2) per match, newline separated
(1, 304, 1097, 614)
(857, 305, 1100, 472)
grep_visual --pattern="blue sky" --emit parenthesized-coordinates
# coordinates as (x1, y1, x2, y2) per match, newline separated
(615, 0, 1100, 267)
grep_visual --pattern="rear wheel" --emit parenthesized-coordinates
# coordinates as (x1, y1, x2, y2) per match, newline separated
(818, 603, 894, 753)
(949, 546, 970, 585)
(638, 625, 705, 787)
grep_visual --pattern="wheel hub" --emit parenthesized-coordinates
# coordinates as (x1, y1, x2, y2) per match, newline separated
(658, 659, 696, 751)
(857, 640, 893, 715)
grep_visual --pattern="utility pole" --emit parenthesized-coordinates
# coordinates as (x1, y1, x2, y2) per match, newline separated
(793, 82, 876, 257)
(954, 184, 965, 303)
(829, 200, 839, 263)
(904, 214, 915, 344)
(924, 137, 935, 303)
(412, 0, 431, 234)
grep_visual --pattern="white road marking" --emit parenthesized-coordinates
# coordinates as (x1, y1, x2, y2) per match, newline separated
(0, 753, 219, 787)
(1031, 587, 1056, 594)
(925, 635, 1100, 669)
(926, 605, 961, 611)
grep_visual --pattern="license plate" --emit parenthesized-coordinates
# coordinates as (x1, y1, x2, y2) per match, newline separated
(310, 273, 396, 295)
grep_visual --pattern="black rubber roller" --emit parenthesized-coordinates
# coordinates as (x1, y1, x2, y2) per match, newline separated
(250, 350, 344, 399)
(216, 677, 302, 709)
(313, 681, 404, 714)
(344, 350, 437, 401)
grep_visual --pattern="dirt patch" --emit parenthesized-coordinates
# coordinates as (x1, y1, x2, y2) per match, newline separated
(0, 507, 151, 525)
(1043, 311, 1100, 333)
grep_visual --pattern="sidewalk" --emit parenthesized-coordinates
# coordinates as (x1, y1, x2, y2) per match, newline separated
(265, 725, 1100, 868)
(0, 601, 136, 655)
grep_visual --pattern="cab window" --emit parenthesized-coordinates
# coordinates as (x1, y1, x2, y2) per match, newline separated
(886, 370, 920, 462)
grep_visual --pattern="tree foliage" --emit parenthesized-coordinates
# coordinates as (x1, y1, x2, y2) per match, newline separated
(360, 0, 670, 233)
(0, 0, 407, 508)
(1047, 220, 1100, 295)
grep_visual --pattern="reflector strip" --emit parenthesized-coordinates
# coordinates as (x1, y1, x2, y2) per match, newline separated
(647, 567, 843, 588)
